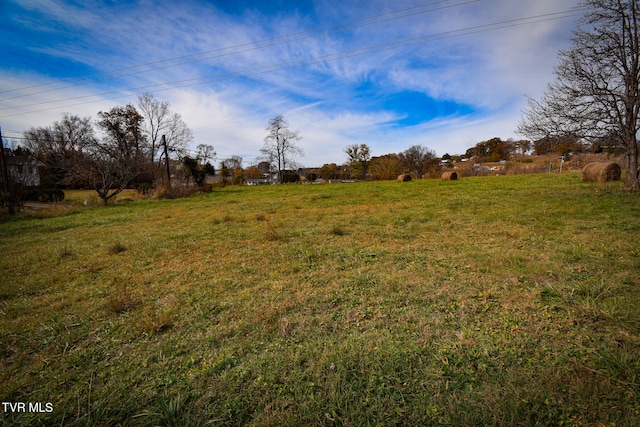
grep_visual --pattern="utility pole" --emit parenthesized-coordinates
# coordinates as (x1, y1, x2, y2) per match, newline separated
(0, 126, 15, 215)
(161, 135, 171, 186)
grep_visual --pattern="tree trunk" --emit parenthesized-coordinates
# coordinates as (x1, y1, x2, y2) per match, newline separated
(627, 135, 640, 190)
(0, 130, 15, 215)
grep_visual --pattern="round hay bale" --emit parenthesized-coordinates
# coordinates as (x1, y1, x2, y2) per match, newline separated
(397, 174, 412, 182)
(441, 171, 458, 180)
(580, 162, 621, 182)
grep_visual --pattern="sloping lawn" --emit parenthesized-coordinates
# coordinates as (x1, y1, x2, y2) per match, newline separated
(1, 173, 639, 426)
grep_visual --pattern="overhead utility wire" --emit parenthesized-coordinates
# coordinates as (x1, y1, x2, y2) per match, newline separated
(0, 0, 460, 98)
(1, 135, 29, 141)
(0, 9, 582, 119)
(0, 1, 479, 111)
(172, 11, 584, 89)
(1, 10, 581, 117)
(1, 0, 478, 101)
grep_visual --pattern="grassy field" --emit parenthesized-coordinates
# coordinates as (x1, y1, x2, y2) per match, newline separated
(1, 173, 639, 426)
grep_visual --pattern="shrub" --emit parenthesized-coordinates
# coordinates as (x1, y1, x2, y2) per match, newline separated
(22, 188, 66, 202)
(152, 185, 197, 199)
(280, 171, 301, 183)
(136, 182, 154, 195)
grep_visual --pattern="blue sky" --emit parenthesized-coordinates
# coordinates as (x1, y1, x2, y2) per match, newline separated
(0, 0, 583, 167)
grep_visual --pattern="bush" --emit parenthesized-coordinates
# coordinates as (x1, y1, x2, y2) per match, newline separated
(136, 182, 154, 195)
(22, 188, 65, 202)
(152, 185, 197, 199)
(280, 171, 301, 183)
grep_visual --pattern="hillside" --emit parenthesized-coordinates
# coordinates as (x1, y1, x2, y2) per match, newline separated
(1, 174, 639, 426)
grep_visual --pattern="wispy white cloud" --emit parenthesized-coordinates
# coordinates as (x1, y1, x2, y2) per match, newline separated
(0, 71, 119, 134)
(1, 0, 583, 166)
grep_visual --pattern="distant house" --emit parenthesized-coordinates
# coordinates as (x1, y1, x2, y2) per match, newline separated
(3, 154, 44, 187)
(246, 178, 273, 185)
(472, 164, 491, 176)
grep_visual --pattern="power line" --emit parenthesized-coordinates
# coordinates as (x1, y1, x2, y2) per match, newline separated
(0, 0, 470, 99)
(1, 135, 29, 141)
(0, 9, 583, 119)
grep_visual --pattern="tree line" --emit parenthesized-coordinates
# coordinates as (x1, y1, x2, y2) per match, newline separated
(1, 98, 626, 214)
(3, 0, 639, 212)
(258, 119, 442, 183)
(2, 94, 212, 208)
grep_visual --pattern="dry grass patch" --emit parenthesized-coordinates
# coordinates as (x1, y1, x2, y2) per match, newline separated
(105, 280, 140, 314)
(59, 242, 74, 259)
(264, 222, 289, 241)
(330, 224, 347, 236)
(139, 297, 178, 334)
(108, 241, 128, 254)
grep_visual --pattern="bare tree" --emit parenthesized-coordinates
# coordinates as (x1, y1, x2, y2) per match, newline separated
(261, 115, 303, 184)
(137, 93, 192, 164)
(398, 145, 436, 178)
(222, 155, 242, 170)
(344, 143, 371, 180)
(23, 113, 95, 187)
(196, 144, 216, 164)
(518, 0, 640, 190)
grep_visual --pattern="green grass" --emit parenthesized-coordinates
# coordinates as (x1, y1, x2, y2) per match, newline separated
(1, 173, 639, 426)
